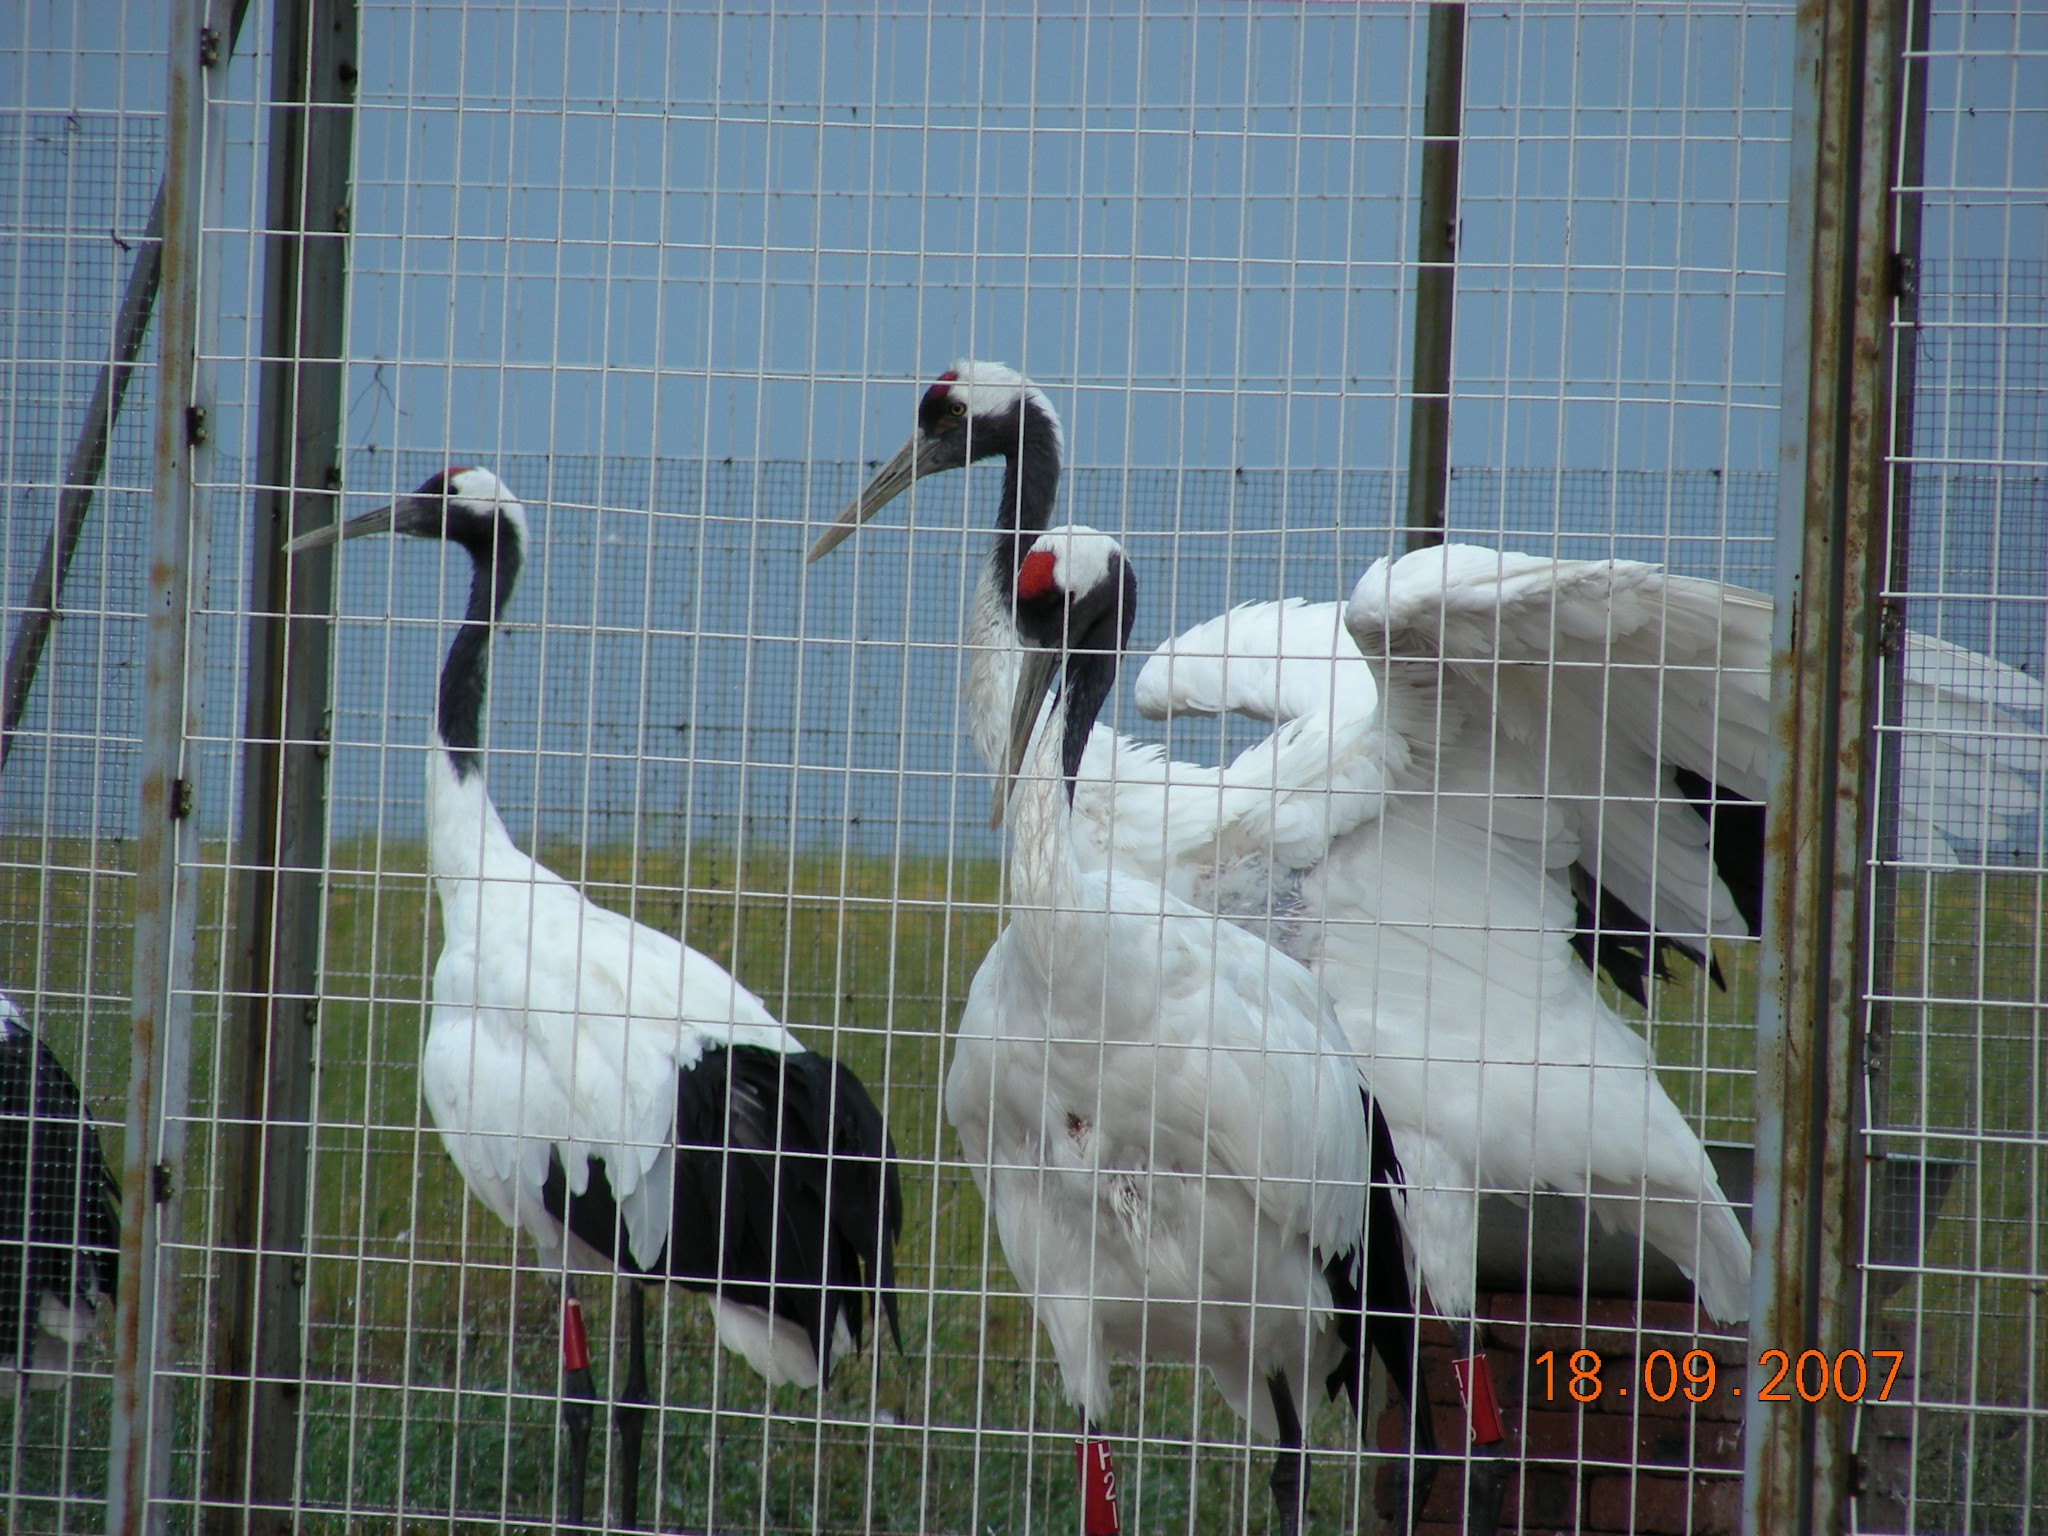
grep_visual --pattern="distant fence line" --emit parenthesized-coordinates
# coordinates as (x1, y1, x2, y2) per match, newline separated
(3, 457, 2041, 853)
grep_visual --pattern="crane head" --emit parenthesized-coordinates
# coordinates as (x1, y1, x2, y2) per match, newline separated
(993, 525, 1136, 826)
(285, 466, 528, 562)
(807, 361, 1063, 561)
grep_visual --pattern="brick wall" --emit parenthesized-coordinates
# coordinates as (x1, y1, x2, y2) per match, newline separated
(1377, 1296, 1747, 1536)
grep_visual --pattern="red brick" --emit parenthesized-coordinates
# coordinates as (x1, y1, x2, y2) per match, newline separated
(1416, 1315, 1460, 1349)
(1521, 1407, 1641, 1463)
(1511, 1467, 1581, 1530)
(1696, 1418, 1742, 1465)
(1417, 1463, 1516, 1527)
(1586, 1472, 1740, 1535)
(1487, 1290, 1746, 1364)
(1634, 1415, 1701, 1464)
(1692, 1360, 1749, 1420)
(1375, 1396, 1471, 1458)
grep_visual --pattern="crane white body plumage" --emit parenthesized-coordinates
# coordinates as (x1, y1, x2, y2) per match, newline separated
(298, 467, 900, 1425)
(1137, 543, 2042, 1320)
(415, 749, 839, 1383)
(1136, 547, 1774, 1322)
(946, 526, 1381, 1441)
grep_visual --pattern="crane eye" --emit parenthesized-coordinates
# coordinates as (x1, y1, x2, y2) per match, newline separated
(949, 399, 968, 417)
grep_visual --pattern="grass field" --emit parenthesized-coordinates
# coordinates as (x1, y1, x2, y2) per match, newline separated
(0, 838, 2041, 1533)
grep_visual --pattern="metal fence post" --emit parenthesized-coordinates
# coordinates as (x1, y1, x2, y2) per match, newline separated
(1403, 2, 1465, 551)
(0, 3, 250, 773)
(202, 0, 359, 1527)
(109, 1, 229, 1529)
(1747, 0, 1914, 1530)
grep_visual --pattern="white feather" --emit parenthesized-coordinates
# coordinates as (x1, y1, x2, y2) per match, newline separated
(951, 532, 1380, 1440)
(1135, 598, 1375, 726)
(1016, 544, 1773, 1324)
(419, 752, 806, 1283)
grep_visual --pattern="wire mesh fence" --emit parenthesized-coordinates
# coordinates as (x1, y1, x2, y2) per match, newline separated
(0, 1, 2040, 1533)
(1854, 3, 2048, 1530)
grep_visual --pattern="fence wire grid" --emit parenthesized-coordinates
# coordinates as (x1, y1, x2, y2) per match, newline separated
(0, 2, 2042, 1535)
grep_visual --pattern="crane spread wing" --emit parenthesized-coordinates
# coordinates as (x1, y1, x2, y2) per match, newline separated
(1133, 598, 1375, 725)
(1343, 545, 1775, 963)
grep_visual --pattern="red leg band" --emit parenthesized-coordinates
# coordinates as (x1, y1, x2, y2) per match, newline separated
(1074, 1438, 1121, 1536)
(562, 1294, 592, 1374)
(1452, 1352, 1506, 1445)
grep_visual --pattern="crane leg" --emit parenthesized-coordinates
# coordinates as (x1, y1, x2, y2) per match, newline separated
(9, 1360, 27, 1497)
(1373, 1351, 1439, 1535)
(614, 1283, 651, 1528)
(560, 1281, 598, 1526)
(1076, 1417, 1121, 1536)
(1448, 1319, 1507, 1536)
(1267, 1374, 1308, 1536)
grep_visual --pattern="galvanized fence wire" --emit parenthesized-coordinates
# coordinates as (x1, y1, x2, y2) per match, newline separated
(0, 1, 166, 1526)
(1855, 0, 2048, 1527)
(0, 0, 2040, 1533)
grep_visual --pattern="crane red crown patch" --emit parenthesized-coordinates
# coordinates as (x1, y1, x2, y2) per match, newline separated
(1017, 548, 1058, 601)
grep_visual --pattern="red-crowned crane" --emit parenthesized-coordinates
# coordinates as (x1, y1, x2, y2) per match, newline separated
(806, 363, 1750, 1521)
(0, 987, 120, 1458)
(809, 362, 1375, 930)
(292, 469, 903, 1527)
(818, 362, 2044, 1529)
(950, 524, 1432, 1536)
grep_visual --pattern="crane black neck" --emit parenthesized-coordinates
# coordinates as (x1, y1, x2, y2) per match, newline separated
(435, 519, 524, 780)
(1056, 648, 1117, 798)
(983, 398, 1064, 591)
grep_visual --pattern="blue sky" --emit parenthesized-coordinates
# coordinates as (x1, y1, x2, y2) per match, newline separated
(325, 0, 1801, 479)
(2, 0, 2040, 846)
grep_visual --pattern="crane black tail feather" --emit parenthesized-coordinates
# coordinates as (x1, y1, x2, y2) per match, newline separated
(541, 1042, 903, 1384)
(0, 1010, 121, 1371)
(1325, 1089, 1436, 1461)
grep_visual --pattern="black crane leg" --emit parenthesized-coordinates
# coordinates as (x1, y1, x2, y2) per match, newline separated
(1449, 1319, 1507, 1536)
(9, 1362, 27, 1496)
(614, 1283, 651, 1528)
(1374, 1353, 1439, 1535)
(560, 1281, 598, 1527)
(1267, 1374, 1308, 1536)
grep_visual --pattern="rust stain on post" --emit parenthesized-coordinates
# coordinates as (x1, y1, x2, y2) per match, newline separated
(109, 2, 253, 1529)
(1746, 0, 1912, 1531)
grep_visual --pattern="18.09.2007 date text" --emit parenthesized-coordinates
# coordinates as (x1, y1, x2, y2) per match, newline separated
(1535, 1348, 1905, 1405)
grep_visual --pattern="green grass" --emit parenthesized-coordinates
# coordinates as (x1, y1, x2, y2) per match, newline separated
(0, 842, 2041, 1532)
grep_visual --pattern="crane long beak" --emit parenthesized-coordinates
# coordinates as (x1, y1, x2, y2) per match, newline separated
(284, 503, 397, 554)
(990, 647, 1061, 829)
(805, 433, 925, 563)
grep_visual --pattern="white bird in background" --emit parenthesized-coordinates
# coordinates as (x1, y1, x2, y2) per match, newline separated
(292, 469, 903, 1529)
(808, 363, 1378, 921)
(948, 525, 1433, 1536)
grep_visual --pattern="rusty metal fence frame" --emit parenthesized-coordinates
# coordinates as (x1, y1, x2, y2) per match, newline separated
(2, 2, 2039, 1533)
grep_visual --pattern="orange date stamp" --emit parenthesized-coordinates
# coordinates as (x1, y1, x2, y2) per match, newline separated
(1534, 1348, 1905, 1404)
